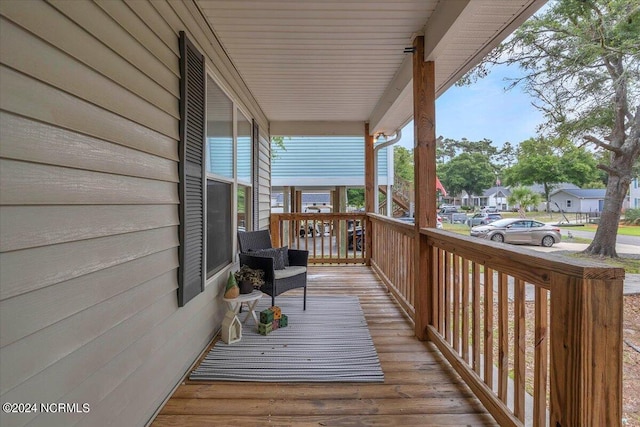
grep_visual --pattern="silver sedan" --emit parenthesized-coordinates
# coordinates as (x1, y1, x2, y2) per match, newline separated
(470, 218, 561, 247)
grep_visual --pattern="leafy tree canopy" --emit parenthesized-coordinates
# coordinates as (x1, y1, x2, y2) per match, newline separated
(347, 188, 365, 208)
(463, 0, 640, 256)
(504, 137, 599, 207)
(394, 146, 414, 182)
(439, 153, 496, 199)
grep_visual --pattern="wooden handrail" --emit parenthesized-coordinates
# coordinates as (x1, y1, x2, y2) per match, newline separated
(271, 212, 369, 265)
(365, 216, 624, 427)
(418, 228, 624, 427)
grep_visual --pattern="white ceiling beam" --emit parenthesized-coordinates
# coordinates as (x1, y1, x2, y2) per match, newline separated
(367, 55, 413, 136)
(270, 121, 364, 136)
(424, 0, 473, 61)
(368, 1, 473, 136)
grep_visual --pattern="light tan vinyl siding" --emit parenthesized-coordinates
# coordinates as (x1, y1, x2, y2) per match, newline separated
(258, 132, 272, 230)
(0, 1, 269, 427)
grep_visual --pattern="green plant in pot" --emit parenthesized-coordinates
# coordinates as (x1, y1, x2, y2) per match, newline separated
(234, 265, 265, 294)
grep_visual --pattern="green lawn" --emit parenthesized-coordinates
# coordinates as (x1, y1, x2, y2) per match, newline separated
(573, 223, 640, 237)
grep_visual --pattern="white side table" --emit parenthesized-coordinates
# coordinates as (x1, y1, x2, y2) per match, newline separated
(223, 290, 263, 326)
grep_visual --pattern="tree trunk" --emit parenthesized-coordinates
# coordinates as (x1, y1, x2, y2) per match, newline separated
(582, 153, 633, 258)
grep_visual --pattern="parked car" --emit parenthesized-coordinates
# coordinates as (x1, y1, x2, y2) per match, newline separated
(470, 218, 561, 247)
(439, 206, 459, 214)
(467, 212, 502, 227)
(481, 206, 499, 213)
(395, 214, 443, 229)
(347, 225, 364, 251)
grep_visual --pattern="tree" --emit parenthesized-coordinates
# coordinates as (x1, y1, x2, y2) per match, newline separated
(497, 142, 517, 169)
(437, 138, 457, 164)
(394, 146, 414, 182)
(505, 137, 599, 209)
(465, 0, 640, 257)
(507, 186, 542, 218)
(439, 153, 495, 203)
(347, 188, 365, 208)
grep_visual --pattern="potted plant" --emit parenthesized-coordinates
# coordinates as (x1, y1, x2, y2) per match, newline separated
(234, 265, 265, 294)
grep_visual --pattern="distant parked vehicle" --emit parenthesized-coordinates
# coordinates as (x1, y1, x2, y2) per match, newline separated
(395, 214, 443, 229)
(467, 213, 502, 227)
(470, 218, 561, 247)
(439, 206, 459, 214)
(481, 206, 499, 213)
(347, 224, 364, 251)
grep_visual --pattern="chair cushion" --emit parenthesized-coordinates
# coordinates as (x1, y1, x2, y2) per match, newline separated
(280, 246, 290, 267)
(249, 248, 285, 270)
(274, 266, 306, 280)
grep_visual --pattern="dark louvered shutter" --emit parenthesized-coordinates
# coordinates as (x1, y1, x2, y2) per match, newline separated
(252, 120, 260, 229)
(178, 31, 206, 307)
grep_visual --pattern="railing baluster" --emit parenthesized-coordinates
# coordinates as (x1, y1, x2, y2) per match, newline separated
(498, 272, 509, 403)
(445, 251, 452, 344)
(453, 254, 461, 354)
(514, 279, 526, 421)
(439, 249, 445, 334)
(484, 267, 494, 389)
(472, 261, 481, 375)
(534, 287, 548, 427)
(462, 258, 470, 363)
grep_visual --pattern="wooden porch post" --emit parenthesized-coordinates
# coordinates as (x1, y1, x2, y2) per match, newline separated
(413, 35, 437, 340)
(364, 122, 375, 265)
(550, 274, 623, 426)
(365, 122, 375, 213)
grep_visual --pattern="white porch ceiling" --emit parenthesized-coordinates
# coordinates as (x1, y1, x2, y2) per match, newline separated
(196, 0, 545, 136)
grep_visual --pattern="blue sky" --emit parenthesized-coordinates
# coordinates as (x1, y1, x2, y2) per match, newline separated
(397, 63, 544, 150)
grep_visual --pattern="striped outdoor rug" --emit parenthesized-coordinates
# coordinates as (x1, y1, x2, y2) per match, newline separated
(190, 295, 384, 382)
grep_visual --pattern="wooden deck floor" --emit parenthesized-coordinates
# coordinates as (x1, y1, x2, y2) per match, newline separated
(151, 266, 496, 426)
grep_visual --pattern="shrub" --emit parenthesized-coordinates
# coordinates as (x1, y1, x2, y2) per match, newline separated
(623, 208, 640, 224)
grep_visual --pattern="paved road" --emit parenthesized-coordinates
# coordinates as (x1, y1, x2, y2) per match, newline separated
(561, 228, 640, 247)
(528, 240, 639, 295)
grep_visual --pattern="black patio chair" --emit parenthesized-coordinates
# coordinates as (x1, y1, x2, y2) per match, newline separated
(237, 230, 308, 310)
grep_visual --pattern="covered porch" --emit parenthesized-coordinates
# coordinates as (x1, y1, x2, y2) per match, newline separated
(0, 1, 625, 426)
(153, 265, 497, 426)
(155, 213, 624, 426)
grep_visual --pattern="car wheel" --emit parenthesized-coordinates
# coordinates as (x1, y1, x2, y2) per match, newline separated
(541, 235, 555, 247)
(491, 233, 504, 243)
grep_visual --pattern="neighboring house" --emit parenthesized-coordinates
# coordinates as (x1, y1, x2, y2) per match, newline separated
(453, 186, 511, 210)
(270, 136, 392, 212)
(630, 177, 640, 209)
(527, 183, 580, 211)
(549, 188, 607, 213)
(479, 186, 512, 211)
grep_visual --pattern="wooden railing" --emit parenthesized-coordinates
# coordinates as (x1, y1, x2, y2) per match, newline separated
(369, 214, 415, 318)
(270, 213, 369, 264)
(366, 216, 624, 427)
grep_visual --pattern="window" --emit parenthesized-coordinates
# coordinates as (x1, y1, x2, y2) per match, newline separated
(566, 200, 572, 208)
(207, 180, 232, 276)
(237, 185, 250, 232)
(178, 33, 258, 299)
(206, 76, 234, 277)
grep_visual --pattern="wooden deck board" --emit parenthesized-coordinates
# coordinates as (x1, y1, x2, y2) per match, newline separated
(151, 266, 496, 426)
